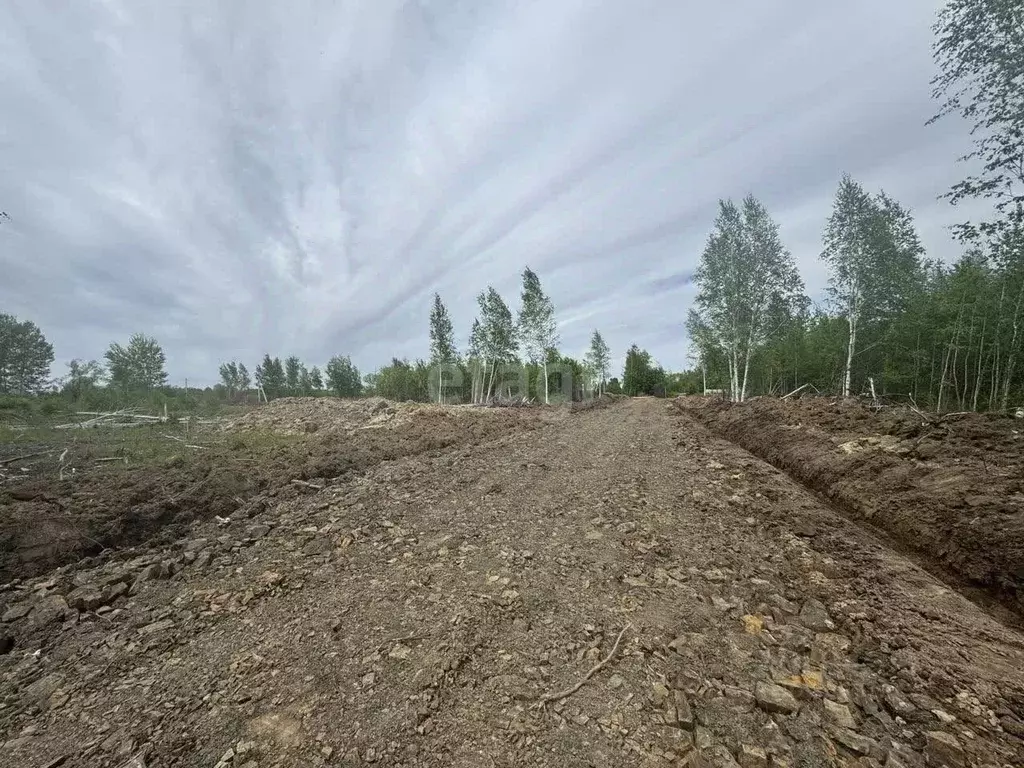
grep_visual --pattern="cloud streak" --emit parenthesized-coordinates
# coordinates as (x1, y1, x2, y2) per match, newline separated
(0, 0, 992, 383)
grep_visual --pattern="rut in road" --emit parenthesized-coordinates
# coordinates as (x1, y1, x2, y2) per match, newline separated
(3, 398, 1023, 768)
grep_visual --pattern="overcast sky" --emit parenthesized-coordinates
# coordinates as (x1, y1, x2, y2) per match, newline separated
(0, 1, 990, 385)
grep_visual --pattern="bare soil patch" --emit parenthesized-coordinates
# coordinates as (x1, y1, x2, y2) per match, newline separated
(0, 399, 548, 582)
(680, 396, 1024, 612)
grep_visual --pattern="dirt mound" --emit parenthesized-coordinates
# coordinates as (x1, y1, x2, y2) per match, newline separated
(0, 402, 549, 583)
(682, 395, 1024, 610)
(224, 396, 408, 434)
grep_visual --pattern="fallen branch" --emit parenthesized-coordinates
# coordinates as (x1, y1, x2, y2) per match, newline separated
(534, 624, 630, 708)
(161, 433, 208, 449)
(291, 479, 324, 491)
(0, 449, 53, 466)
(781, 384, 810, 400)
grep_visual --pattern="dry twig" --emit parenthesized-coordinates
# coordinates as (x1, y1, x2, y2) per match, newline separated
(534, 624, 631, 709)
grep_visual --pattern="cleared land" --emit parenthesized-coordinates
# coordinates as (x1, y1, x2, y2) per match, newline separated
(1, 397, 1023, 767)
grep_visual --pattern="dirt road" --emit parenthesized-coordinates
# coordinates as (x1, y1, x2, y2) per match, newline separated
(2, 398, 1023, 767)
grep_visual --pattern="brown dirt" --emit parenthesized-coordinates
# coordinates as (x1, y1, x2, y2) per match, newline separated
(0, 400, 550, 583)
(2, 398, 1023, 767)
(681, 396, 1024, 614)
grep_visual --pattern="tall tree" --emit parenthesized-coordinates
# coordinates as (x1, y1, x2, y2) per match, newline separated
(105, 333, 167, 392)
(0, 313, 54, 395)
(254, 354, 286, 400)
(476, 287, 517, 400)
(285, 356, 303, 393)
(219, 361, 242, 396)
(821, 176, 924, 397)
(62, 359, 105, 400)
(517, 268, 559, 403)
(930, 0, 1024, 241)
(309, 365, 324, 392)
(428, 293, 458, 403)
(326, 355, 362, 397)
(218, 361, 251, 398)
(585, 329, 611, 395)
(622, 344, 665, 396)
(689, 196, 804, 402)
(238, 363, 251, 392)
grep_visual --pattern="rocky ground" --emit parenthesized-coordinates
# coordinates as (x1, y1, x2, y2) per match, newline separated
(1, 398, 1023, 767)
(682, 397, 1024, 615)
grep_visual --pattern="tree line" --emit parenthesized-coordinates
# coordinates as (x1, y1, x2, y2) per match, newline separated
(0, 265, 647, 406)
(684, 2, 1024, 410)
(5, 2, 1015, 411)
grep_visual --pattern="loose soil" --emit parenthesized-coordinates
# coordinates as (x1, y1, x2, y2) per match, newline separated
(681, 396, 1024, 615)
(1, 398, 1023, 767)
(0, 399, 552, 583)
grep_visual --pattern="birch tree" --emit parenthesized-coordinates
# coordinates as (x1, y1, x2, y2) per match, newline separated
(585, 330, 611, 395)
(822, 176, 924, 397)
(930, 0, 1024, 241)
(428, 293, 458, 403)
(689, 196, 803, 401)
(476, 287, 516, 400)
(517, 268, 559, 403)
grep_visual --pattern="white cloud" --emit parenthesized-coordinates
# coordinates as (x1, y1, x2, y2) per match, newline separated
(0, 0, 992, 384)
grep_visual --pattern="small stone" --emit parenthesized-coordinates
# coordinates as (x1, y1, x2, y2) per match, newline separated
(671, 690, 694, 730)
(652, 682, 670, 706)
(830, 728, 876, 756)
(999, 716, 1024, 739)
(246, 524, 271, 540)
(755, 682, 799, 715)
(138, 619, 175, 635)
(882, 687, 916, 720)
(193, 550, 214, 569)
(741, 615, 763, 634)
(25, 673, 63, 704)
(703, 744, 741, 767)
(738, 744, 768, 768)
(0, 634, 13, 655)
(136, 564, 161, 582)
(31, 595, 69, 626)
(105, 582, 129, 602)
(235, 741, 257, 755)
(924, 731, 964, 767)
(824, 699, 857, 729)
(65, 587, 104, 612)
(219, 746, 235, 763)
(184, 538, 209, 553)
(607, 674, 626, 690)
(1, 602, 32, 622)
(798, 599, 834, 632)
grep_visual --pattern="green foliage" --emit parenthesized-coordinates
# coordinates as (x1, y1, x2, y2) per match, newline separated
(325, 355, 362, 397)
(218, 361, 251, 399)
(285, 356, 303, 394)
(930, 0, 1024, 241)
(0, 313, 54, 395)
(255, 355, 286, 399)
(821, 176, 925, 396)
(310, 366, 324, 391)
(689, 196, 804, 401)
(105, 333, 167, 392)
(623, 344, 666, 396)
(585, 330, 611, 394)
(606, 377, 622, 395)
(62, 358, 105, 400)
(370, 358, 430, 402)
